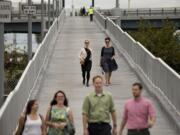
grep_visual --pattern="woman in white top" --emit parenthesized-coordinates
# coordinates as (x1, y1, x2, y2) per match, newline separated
(15, 100, 46, 135)
(79, 40, 92, 87)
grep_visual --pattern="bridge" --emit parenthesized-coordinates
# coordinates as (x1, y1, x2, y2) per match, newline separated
(5, 6, 180, 33)
(0, 7, 180, 135)
(98, 7, 180, 30)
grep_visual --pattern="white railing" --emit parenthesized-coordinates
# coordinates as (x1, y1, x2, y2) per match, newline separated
(95, 10, 180, 130)
(0, 9, 65, 135)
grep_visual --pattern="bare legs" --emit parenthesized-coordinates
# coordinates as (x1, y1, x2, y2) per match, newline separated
(105, 72, 112, 86)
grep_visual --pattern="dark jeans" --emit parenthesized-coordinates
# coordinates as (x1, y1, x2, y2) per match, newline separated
(88, 123, 111, 135)
(127, 129, 150, 135)
(90, 14, 93, 21)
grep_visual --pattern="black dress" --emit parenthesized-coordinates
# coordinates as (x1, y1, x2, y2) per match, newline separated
(101, 46, 116, 72)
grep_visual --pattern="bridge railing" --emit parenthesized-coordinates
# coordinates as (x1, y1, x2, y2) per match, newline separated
(0, 9, 65, 135)
(95, 10, 180, 130)
(121, 8, 180, 16)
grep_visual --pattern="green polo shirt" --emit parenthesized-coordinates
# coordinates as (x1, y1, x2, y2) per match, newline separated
(82, 91, 115, 123)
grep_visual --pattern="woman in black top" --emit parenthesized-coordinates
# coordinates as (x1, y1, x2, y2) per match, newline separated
(101, 37, 116, 86)
(79, 40, 92, 87)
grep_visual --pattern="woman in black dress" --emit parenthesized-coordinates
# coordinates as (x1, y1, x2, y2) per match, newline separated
(101, 37, 116, 86)
(79, 40, 92, 87)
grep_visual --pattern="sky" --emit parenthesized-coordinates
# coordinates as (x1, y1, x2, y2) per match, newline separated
(11, 0, 180, 9)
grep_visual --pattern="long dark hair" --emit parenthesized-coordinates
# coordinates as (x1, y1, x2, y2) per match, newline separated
(50, 90, 68, 107)
(25, 99, 37, 115)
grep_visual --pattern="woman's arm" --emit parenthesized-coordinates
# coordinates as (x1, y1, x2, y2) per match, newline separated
(40, 115, 47, 135)
(111, 47, 115, 59)
(14, 114, 26, 135)
(67, 108, 74, 125)
(45, 106, 55, 128)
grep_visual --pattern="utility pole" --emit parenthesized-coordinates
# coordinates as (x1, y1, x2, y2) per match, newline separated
(41, 0, 44, 41)
(28, 0, 32, 61)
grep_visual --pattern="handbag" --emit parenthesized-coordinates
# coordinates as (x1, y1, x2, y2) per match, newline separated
(80, 59, 85, 65)
(110, 58, 118, 71)
(66, 122, 75, 135)
(65, 107, 75, 135)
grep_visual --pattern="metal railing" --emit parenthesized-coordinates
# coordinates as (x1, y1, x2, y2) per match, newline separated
(98, 7, 180, 18)
(121, 7, 180, 17)
(0, 9, 65, 135)
(95, 9, 180, 121)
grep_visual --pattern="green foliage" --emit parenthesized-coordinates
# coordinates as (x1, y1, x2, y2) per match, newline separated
(129, 19, 180, 73)
(4, 45, 28, 94)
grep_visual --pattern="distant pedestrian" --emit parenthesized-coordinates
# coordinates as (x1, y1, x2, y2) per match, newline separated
(15, 100, 46, 135)
(82, 75, 117, 135)
(100, 37, 118, 86)
(119, 82, 156, 135)
(79, 40, 92, 87)
(45, 90, 75, 135)
(88, 6, 94, 21)
(82, 7, 86, 16)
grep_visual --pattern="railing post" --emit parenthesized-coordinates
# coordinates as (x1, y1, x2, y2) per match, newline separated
(162, 8, 164, 15)
(137, 9, 138, 16)
(174, 8, 176, 15)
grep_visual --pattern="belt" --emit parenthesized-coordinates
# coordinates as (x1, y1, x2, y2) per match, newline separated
(89, 122, 109, 125)
(128, 128, 149, 132)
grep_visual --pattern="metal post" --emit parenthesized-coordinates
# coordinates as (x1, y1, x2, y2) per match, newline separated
(116, 0, 119, 8)
(48, 0, 50, 28)
(56, 0, 58, 17)
(41, 0, 44, 41)
(0, 21, 4, 106)
(53, 0, 55, 20)
(92, 0, 94, 7)
(62, 0, 65, 8)
(28, 0, 32, 61)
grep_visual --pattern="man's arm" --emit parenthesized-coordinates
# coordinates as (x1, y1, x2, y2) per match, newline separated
(119, 119, 126, 135)
(82, 96, 90, 135)
(82, 114, 89, 135)
(148, 101, 156, 128)
(111, 111, 117, 135)
(119, 102, 128, 135)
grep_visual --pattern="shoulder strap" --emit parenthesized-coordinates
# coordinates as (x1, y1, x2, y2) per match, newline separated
(49, 106, 52, 121)
(39, 114, 43, 121)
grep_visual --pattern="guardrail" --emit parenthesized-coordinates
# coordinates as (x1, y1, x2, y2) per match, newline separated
(98, 7, 180, 17)
(95, 10, 180, 131)
(121, 7, 180, 16)
(0, 9, 65, 135)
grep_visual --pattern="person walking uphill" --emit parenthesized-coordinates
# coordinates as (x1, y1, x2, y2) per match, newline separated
(79, 40, 92, 87)
(119, 83, 156, 135)
(88, 6, 94, 21)
(82, 75, 117, 135)
(101, 37, 118, 86)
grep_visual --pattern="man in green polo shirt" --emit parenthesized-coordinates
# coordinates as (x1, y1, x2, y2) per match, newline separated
(82, 75, 117, 135)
